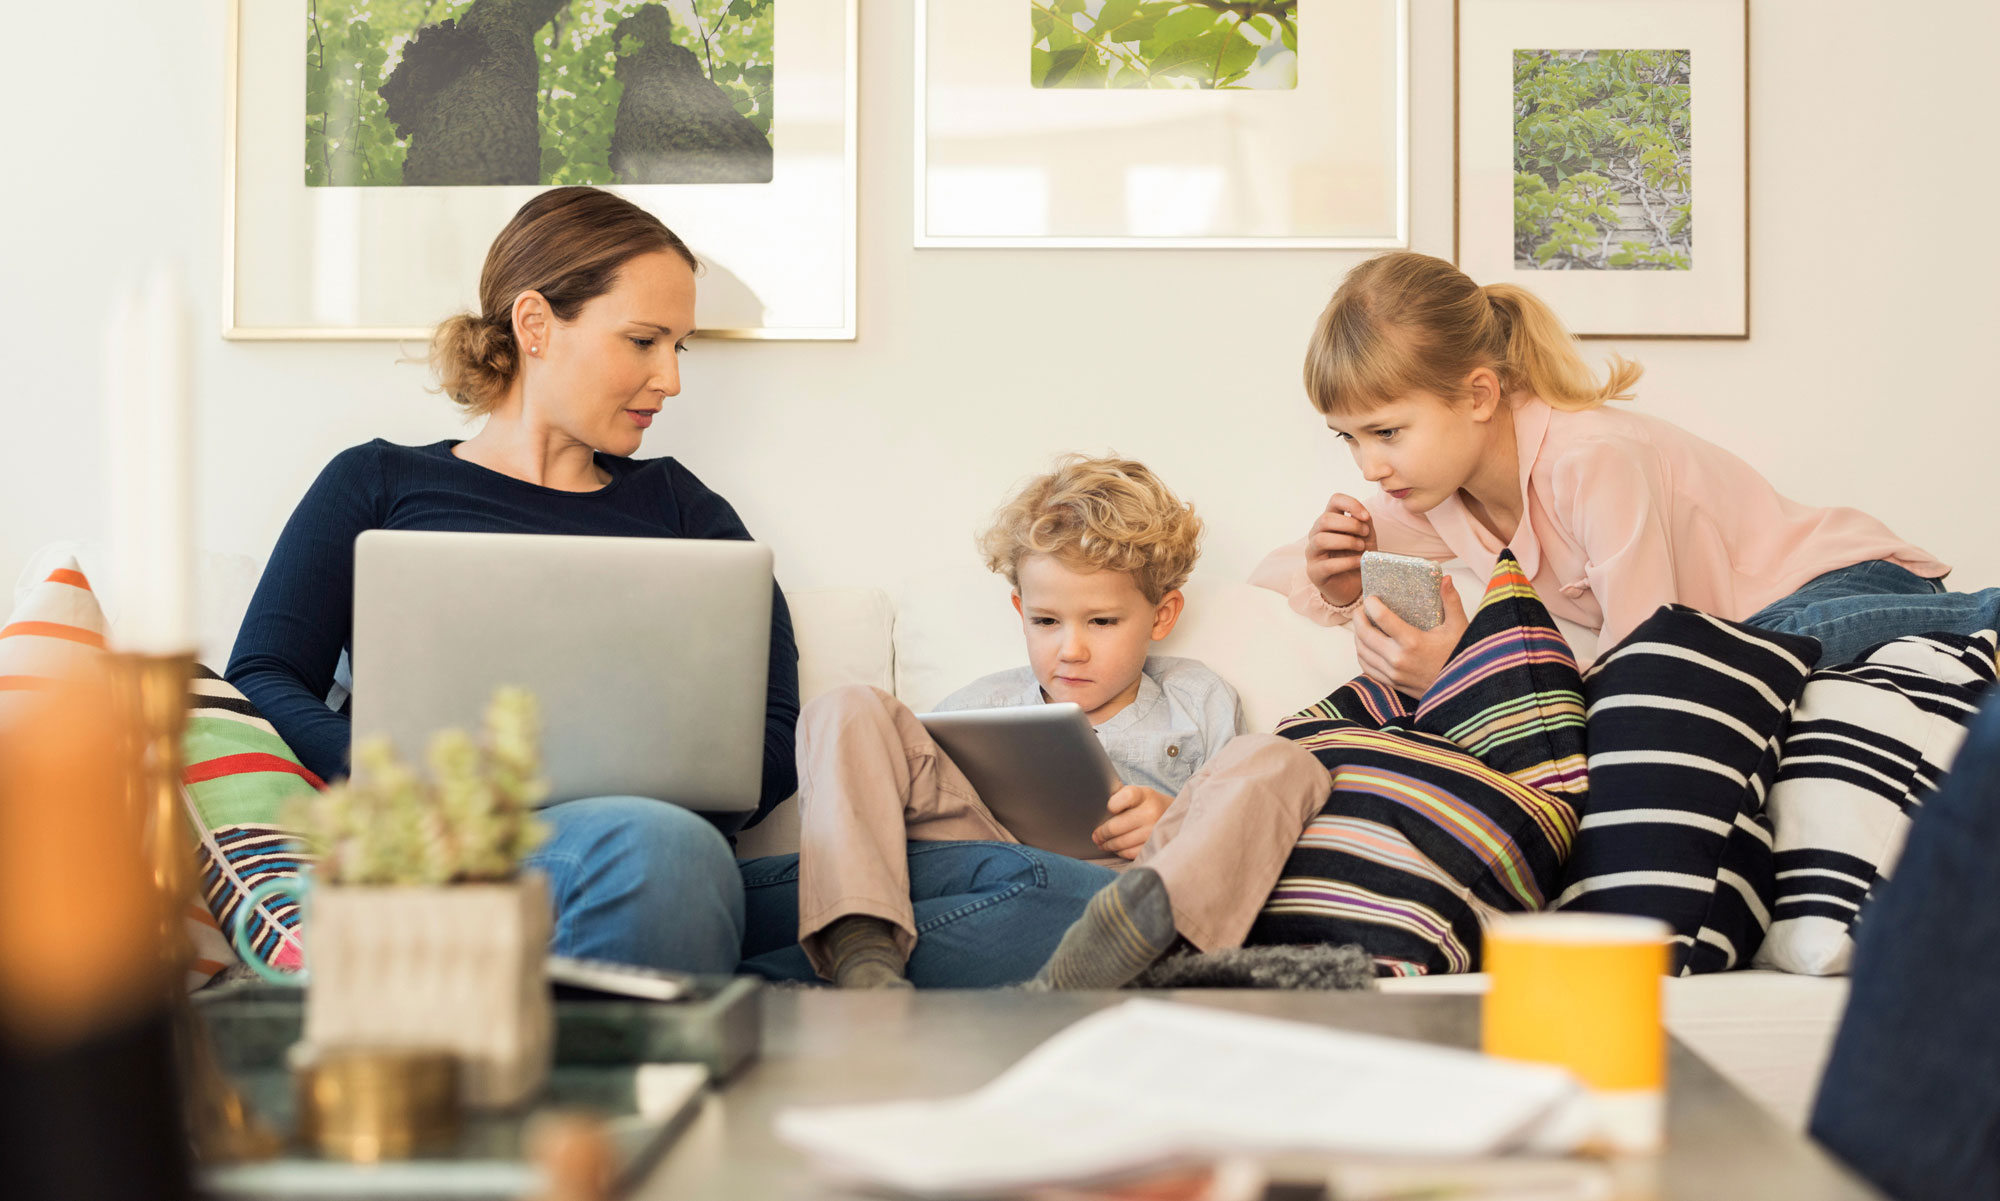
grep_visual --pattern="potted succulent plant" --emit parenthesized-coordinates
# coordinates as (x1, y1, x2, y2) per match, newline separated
(287, 688, 553, 1109)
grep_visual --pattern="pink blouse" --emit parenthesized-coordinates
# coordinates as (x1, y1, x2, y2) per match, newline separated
(1252, 398, 1948, 653)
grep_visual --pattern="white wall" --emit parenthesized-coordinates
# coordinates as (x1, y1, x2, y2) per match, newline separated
(6, 2, 1999, 638)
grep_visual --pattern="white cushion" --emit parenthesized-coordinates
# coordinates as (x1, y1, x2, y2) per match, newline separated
(736, 587, 897, 860)
(891, 569, 1025, 714)
(790, 587, 896, 703)
(1160, 581, 1364, 733)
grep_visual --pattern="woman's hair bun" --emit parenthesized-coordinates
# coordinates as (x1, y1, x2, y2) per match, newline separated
(429, 312, 518, 415)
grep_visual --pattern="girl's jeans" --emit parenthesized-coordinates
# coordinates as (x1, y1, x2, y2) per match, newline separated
(1743, 559, 2000, 665)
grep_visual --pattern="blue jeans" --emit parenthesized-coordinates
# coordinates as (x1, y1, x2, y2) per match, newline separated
(735, 842, 1118, 987)
(1743, 559, 2000, 667)
(525, 796, 746, 974)
(1809, 689, 2000, 1200)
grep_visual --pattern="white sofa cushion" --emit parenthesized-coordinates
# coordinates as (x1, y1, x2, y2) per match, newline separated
(791, 587, 896, 702)
(735, 587, 897, 859)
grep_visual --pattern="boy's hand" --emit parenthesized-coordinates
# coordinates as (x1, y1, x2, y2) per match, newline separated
(1306, 493, 1376, 608)
(1092, 786, 1173, 860)
(1352, 580, 1467, 698)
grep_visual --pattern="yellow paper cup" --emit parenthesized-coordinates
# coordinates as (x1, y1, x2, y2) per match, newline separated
(1483, 913, 1671, 1154)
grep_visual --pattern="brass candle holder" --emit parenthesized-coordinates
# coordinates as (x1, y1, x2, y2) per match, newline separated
(291, 1045, 461, 1162)
(107, 650, 280, 1164)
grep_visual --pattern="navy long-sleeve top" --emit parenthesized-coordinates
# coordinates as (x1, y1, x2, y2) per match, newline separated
(226, 439, 799, 831)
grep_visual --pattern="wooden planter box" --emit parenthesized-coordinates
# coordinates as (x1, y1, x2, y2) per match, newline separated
(303, 875, 553, 1108)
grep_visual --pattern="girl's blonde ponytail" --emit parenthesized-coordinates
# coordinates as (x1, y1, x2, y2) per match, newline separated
(1482, 283, 1641, 410)
(1302, 251, 1641, 416)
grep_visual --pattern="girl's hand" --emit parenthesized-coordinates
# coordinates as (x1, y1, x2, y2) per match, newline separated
(1093, 785, 1173, 860)
(1306, 493, 1377, 608)
(1353, 578, 1468, 698)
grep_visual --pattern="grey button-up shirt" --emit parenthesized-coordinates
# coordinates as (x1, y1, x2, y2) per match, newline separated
(933, 655, 1246, 796)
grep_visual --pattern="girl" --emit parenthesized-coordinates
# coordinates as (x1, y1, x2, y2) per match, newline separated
(1255, 252, 2000, 696)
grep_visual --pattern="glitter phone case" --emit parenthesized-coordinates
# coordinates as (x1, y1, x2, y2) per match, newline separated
(1360, 551, 1446, 630)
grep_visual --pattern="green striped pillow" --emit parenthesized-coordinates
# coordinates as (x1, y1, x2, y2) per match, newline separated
(184, 665, 320, 975)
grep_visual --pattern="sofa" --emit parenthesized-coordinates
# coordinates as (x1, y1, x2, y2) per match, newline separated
(16, 542, 1849, 1132)
(752, 571, 1848, 1134)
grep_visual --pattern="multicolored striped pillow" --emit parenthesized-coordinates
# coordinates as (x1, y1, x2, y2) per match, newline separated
(1248, 552, 1587, 975)
(184, 665, 318, 976)
(0, 558, 316, 986)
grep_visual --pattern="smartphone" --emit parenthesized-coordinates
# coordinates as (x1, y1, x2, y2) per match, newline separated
(1359, 551, 1446, 630)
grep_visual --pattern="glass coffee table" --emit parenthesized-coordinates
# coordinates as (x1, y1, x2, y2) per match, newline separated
(631, 989, 1884, 1200)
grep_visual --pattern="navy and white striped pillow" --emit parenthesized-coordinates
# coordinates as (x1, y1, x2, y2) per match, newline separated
(1555, 606, 1821, 975)
(1754, 631, 1996, 974)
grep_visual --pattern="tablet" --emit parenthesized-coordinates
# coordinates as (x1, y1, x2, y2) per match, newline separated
(916, 703, 1123, 860)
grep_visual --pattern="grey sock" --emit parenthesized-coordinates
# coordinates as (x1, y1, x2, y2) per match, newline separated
(823, 914, 913, 990)
(1032, 867, 1177, 990)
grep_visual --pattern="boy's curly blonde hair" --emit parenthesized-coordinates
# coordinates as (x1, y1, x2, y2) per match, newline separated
(978, 455, 1203, 605)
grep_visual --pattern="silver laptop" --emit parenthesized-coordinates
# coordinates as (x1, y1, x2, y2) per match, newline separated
(351, 530, 772, 810)
(916, 704, 1124, 859)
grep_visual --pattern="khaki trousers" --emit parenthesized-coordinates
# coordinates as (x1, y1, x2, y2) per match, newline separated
(795, 685, 1330, 976)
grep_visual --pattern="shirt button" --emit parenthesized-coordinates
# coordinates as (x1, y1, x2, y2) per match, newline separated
(1167, 745, 1179, 758)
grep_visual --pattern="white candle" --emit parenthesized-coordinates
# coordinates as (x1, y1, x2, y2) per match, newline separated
(105, 269, 195, 654)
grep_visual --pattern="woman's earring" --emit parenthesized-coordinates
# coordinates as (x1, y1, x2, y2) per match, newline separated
(530, 345, 540, 355)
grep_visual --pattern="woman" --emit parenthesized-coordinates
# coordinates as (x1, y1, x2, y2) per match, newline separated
(229, 187, 795, 973)
(233, 187, 1109, 981)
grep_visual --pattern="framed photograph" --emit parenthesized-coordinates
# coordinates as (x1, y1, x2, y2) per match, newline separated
(225, 0, 857, 341)
(1455, 0, 1748, 338)
(916, 1, 1409, 248)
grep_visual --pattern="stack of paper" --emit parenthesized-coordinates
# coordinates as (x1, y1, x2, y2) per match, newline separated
(777, 1000, 1588, 1195)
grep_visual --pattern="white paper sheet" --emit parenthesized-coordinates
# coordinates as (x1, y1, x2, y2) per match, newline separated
(776, 1000, 1586, 1195)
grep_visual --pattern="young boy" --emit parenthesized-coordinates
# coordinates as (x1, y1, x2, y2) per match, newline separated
(797, 455, 1331, 988)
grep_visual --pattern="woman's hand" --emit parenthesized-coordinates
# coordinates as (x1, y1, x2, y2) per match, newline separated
(1352, 578, 1468, 698)
(1306, 493, 1377, 608)
(1093, 785, 1174, 860)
